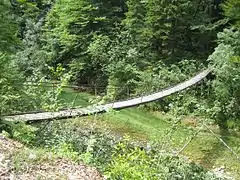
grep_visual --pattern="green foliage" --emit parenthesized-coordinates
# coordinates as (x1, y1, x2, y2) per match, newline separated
(0, 53, 26, 115)
(33, 120, 115, 169)
(0, 120, 14, 137)
(0, 1, 19, 52)
(20, 64, 73, 112)
(208, 28, 240, 128)
(12, 0, 55, 76)
(134, 59, 209, 115)
(32, 0, 221, 90)
(222, 0, 240, 27)
(51, 142, 79, 161)
(105, 139, 226, 180)
(134, 0, 218, 62)
(1, 120, 37, 145)
(41, 0, 126, 87)
(0, 54, 69, 134)
(136, 60, 203, 94)
(123, 0, 146, 37)
(11, 122, 38, 145)
(104, 32, 141, 100)
(14, 18, 48, 76)
(79, 135, 97, 164)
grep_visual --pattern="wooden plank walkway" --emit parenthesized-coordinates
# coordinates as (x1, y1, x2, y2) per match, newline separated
(4, 69, 211, 122)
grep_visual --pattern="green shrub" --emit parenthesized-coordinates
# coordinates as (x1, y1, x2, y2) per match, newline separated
(104, 140, 227, 180)
(13, 123, 37, 145)
(33, 120, 116, 170)
(208, 28, 240, 128)
(1, 121, 37, 145)
(51, 142, 79, 161)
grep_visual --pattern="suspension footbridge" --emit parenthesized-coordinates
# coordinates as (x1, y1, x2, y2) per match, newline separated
(3, 69, 211, 122)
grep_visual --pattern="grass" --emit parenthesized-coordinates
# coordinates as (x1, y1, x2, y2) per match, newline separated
(185, 134, 240, 177)
(103, 108, 170, 138)
(43, 85, 94, 108)
(59, 88, 93, 107)
(54, 90, 240, 178)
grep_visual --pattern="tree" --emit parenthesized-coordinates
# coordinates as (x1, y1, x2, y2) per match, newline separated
(124, 0, 146, 38)
(207, 0, 240, 129)
(0, 1, 18, 52)
(141, 0, 221, 63)
(42, 0, 126, 86)
(222, 0, 240, 27)
(11, 0, 54, 76)
(0, 0, 47, 133)
(208, 28, 240, 129)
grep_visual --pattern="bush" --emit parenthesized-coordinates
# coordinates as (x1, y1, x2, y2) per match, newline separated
(104, 140, 227, 180)
(208, 28, 240, 128)
(33, 120, 116, 170)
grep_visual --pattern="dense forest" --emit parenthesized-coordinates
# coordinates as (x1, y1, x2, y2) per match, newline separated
(0, 0, 240, 179)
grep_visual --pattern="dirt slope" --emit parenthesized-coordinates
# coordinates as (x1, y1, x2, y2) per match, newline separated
(0, 135, 103, 180)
